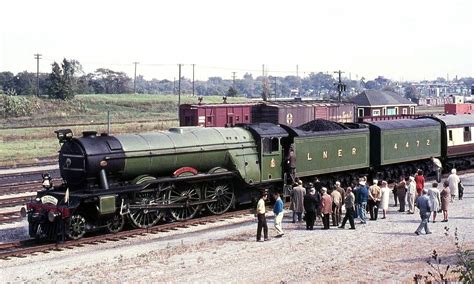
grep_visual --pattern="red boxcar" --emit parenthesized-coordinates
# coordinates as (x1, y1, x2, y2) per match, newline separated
(252, 101, 355, 126)
(444, 103, 474, 115)
(179, 103, 255, 127)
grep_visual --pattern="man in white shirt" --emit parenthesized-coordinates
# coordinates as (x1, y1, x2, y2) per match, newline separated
(256, 191, 269, 242)
(431, 156, 442, 183)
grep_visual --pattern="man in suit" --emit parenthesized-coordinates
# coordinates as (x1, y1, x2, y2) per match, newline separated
(415, 189, 432, 235)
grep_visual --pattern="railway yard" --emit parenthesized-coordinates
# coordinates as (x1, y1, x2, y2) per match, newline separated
(0, 166, 472, 282)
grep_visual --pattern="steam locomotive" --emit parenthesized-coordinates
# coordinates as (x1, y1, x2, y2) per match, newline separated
(24, 114, 474, 240)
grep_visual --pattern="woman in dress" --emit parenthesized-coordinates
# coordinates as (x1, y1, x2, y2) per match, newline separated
(414, 169, 425, 197)
(440, 180, 450, 222)
(380, 180, 391, 219)
(428, 182, 441, 223)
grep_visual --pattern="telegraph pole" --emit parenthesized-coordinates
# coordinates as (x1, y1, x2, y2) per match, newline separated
(334, 70, 346, 102)
(297, 64, 300, 97)
(262, 64, 268, 101)
(192, 64, 195, 96)
(274, 76, 277, 98)
(178, 64, 182, 117)
(232, 72, 236, 90)
(133, 62, 139, 94)
(34, 53, 42, 97)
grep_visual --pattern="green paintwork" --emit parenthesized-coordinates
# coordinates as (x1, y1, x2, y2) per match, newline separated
(260, 144, 283, 182)
(99, 195, 116, 214)
(294, 132, 370, 177)
(380, 127, 440, 165)
(116, 127, 261, 183)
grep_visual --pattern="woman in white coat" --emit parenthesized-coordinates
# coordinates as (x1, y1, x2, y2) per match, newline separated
(428, 182, 441, 223)
(447, 168, 460, 202)
(380, 180, 391, 219)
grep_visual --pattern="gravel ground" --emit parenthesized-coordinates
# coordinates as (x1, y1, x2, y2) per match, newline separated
(1, 174, 473, 282)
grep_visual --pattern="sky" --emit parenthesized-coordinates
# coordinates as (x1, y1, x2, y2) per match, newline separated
(0, 0, 472, 82)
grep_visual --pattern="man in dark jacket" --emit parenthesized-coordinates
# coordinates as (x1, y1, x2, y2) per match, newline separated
(356, 177, 369, 224)
(303, 188, 319, 230)
(286, 145, 297, 183)
(415, 189, 432, 235)
(397, 177, 407, 212)
(291, 180, 305, 223)
(339, 187, 356, 229)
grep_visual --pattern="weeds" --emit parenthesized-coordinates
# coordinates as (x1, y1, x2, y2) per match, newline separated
(452, 228, 474, 283)
(415, 227, 473, 283)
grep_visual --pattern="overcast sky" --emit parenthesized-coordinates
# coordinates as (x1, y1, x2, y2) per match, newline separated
(0, 0, 472, 81)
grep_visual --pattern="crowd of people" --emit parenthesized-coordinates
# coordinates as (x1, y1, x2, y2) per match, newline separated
(255, 166, 465, 242)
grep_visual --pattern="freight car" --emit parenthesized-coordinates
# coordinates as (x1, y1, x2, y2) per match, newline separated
(24, 115, 474, 240)
(179, 99, 355, 127)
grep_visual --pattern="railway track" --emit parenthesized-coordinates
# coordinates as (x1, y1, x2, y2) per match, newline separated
(0, 207, 256, 260)
(0, 181, 44, 196)
(0, 211, 23, 224)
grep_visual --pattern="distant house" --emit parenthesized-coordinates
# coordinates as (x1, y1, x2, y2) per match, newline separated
(351, 90, 416, 119)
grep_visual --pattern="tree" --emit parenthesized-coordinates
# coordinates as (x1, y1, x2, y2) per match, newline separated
(13, 71, 36, 96)
(405, 85, 419, 100)
(91, 68, 132, 94)
(226, 86, 238, 97)
(48, 59, 82, 100)
(0, 72, 14, 93)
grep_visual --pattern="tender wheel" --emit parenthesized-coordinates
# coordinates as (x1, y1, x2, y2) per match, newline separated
(205, 181, 234, 215)
(168, 184, 201, 221)
(106, 213, 125, 233)
(67, 214, 86, 240)
(128, 190, 166, 228)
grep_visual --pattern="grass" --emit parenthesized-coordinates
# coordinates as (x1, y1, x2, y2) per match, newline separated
(0, 94, 248, 166)
(1, 94, 248, 128)
(0, 120, 179, 167)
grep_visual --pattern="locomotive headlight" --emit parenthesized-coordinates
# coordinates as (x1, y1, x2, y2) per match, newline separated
(48, 211, 60, 222)
(54, 129, 73, 144)
(100, 160, 108, 167)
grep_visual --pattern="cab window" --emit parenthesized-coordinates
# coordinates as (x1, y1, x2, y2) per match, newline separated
(262, 137, 279, 154)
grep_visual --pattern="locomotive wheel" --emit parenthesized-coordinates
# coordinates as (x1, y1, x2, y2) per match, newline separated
(128, 190, 166, 228)
(168, 184, 201, 221)
(67, 214, 86, 240)
(106, 213, 125, 233)
(205, 181, 234, 215)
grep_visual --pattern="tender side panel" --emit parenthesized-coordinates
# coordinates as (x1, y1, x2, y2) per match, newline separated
(294, 131, 369, 177)
(380, 127, 441, 165)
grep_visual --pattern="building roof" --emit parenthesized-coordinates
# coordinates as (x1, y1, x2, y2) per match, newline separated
(351, 90, 416, 107)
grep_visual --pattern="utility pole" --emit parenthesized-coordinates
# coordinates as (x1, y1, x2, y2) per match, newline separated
(133, 62, 139, 94)
(297, 64, 300, 97)
(334, 70, 346, 102)
(273, 76, 277, 98)
(192, 64, 195, 96)
(232, 72, 236, 90)
(34, 53, 42, 97)
(262, 64, 268, 101)
(178, 64, 182, 117)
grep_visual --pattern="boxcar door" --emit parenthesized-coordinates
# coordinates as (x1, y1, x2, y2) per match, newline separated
(260, 137, 283, 182)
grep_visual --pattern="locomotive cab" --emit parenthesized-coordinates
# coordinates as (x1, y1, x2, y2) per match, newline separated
(243, 123, 289, 183)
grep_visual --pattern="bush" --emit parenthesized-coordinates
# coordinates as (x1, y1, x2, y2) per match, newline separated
(1, 95, 35, 117)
